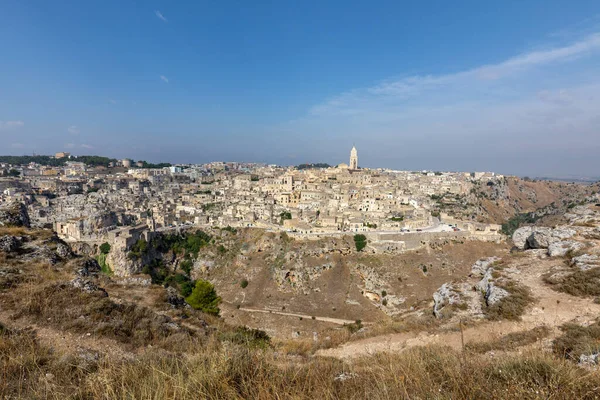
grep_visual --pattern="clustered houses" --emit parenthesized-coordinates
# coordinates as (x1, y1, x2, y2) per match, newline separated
(0, 147, 503, 247)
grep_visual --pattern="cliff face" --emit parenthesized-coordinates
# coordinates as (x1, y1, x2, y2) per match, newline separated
(454, 178, 599, 224)
(0, 202, 30, 227)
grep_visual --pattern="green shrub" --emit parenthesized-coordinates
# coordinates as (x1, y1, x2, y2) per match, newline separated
(220, 326, 271, 349)
(185, 279, 221, 315)
(180, 259, 193, 276)
(99, 242, 111, 254)
(240, 279, 249, 289)
(354, 234, 367, 252)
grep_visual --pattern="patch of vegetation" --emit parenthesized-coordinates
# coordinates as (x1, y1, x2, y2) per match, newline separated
(99, 242, 111, 254)
(127, 238, 149, 260)
(544, 267, 600, 297)
(96, 253, 112, 275)
(279, 211, 292, 222)
(553, 320, 600, 361)
(158, 230, 212, 258)
(389, 216, 404, 222)
(467, 326, 550, 353)
(185, 279, 221, 315)
(142, 259, 169, 284)
(501, 212, 540, 236)
(179, 259, 193, 276)
(354, 234, 367, 252)
(165, 273, 196, 297)
(240, 279, 249, 289)
(220, 326, 271, 349)
(221, 226, 237, 234)
(484, 281, 534, 321)
(296, 163, 331, 170)
(344, 320, 363, 334)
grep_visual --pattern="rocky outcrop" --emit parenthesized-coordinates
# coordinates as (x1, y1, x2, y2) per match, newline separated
(571, 254, 600, 271)
(165, 286, 187, 308)
(433, 283, 461, 318)
(0, 235, 22, 253)
(512, 226, 576, 250)
(0, 202, 30, 227)
(470, 257, 500, 277)
(70, 277, 108, 297)
(56, 243, 72, 259)
(76, 258, 101, 277)
(548, 240, 585, 257)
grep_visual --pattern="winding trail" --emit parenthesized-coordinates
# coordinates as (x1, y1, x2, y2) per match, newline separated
(317, 255, 600, 359)
(238, 307, 359, 325)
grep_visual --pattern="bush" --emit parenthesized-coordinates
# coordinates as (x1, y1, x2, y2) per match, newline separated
(553, 320, 600, 360)
(240, 279, 249, 289)
(354, 234, 367, 252)
(220, 326, 271, 349)
(544, 267, 600, 297)
(99, 242, 111, 254)
(179, 259, 193, 276)
(485, 281, 534, 321)
(185, 279, 221, 315)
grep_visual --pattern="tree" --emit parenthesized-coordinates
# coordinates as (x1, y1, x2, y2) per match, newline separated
(354, 234, 367, 252)
(185, 279, 221, 315)
(99, 242, 111, 254)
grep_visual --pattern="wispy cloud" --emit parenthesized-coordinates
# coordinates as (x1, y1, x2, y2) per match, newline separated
(290, 31, 600, 175)
(160, 75, 169, 83)
(155, 10, 168, 22)
(81, 144, 93, 149)
(10, 143, 24, 149)
(0, 120, 24, 130)
(67, 125, 80, 135)
(65, 143, 76, 149)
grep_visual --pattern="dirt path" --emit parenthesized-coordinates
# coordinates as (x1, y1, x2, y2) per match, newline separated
(239, 307, 358, 325)
(317, 256, 600, 359)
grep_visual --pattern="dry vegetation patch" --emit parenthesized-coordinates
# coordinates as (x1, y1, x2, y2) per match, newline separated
(466, 326, 551, 354)
(484, 281, 535, 321)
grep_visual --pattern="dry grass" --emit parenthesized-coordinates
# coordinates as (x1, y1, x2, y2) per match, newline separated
(466, 326, 551, 353)
(545, 267, 600, 297)
(3, 328, 600, 399)
(553, 320, 600, 361)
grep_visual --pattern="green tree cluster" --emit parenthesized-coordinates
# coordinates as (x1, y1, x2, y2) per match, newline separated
(185, 279, 221, 315)
(354, 234, 367, 252)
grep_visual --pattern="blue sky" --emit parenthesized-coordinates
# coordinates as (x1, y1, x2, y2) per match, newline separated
(1, 1, 600, 176)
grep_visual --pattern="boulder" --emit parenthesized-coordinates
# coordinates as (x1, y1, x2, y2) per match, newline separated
(579, 353, 599, 366)
(0, 202, 30, 227)
(548, 240, 585, 257)
(512, 227, 534, 250)
(513, 226, 576, 250)
(527, 227, 559, 249)
(485, 284, 509, 306)
(0, 235, 21, 253)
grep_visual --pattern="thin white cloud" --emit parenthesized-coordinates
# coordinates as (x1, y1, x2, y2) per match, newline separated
(0, 120, 24, 130)
(310, 32, 600, 116)
(155, 10, 168, 22)
(10, 143, 24, 148)
(160, 75, 169, 83)
(289, 30, 600, 175)
(81, 144, 93, 149)
(67, 125, 80, 135)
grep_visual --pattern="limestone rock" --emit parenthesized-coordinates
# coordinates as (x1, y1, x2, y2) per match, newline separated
(56, 243, 72, 258)
(548, 240, 584, 257)
(470, 257, 500, 277)
(70, 277, 108, 297)
(76, 258, 101, 277)
(512, 227, 533, 250)
(485, 284, 509, 306)
(0, 202, 30, 227)
(572, 254, 600, 271)
(433, 283, 460, 318)
(0, 235, 21, 253)
(579, 353, 599, 366)
(166, 286, 187, 308)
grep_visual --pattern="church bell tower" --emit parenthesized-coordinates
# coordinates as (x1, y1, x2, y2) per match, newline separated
(349, 145, 358, 170)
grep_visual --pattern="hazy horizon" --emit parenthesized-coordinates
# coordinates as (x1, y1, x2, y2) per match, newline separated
(2, 1, 600, 177)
